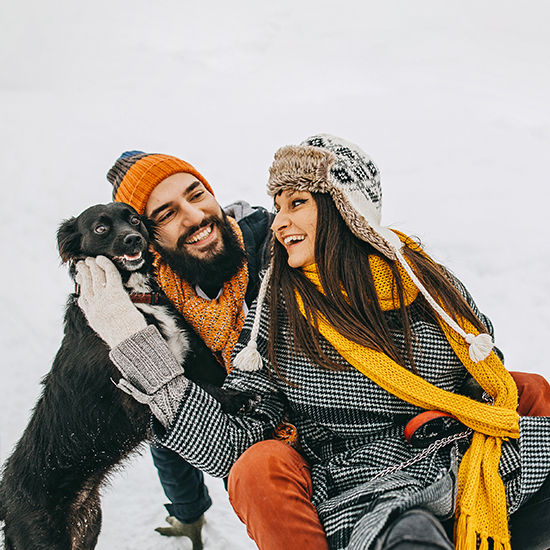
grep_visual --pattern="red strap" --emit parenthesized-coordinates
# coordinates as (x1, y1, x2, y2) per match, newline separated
(74, 283, 160, 305)
(129, 293, 161, 305)
(404, 410, 458, 444)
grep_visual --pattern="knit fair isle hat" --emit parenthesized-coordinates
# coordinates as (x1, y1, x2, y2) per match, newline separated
(107, 151, 214, 215)
(267, 134, 403, 259)
(233, 134, 493, 372)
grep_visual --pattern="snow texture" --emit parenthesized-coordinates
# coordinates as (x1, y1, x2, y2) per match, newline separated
(1, 1, 549, 548)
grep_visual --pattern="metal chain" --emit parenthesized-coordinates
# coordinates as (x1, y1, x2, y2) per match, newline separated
(371, 389, 493, 482)
(371, 428, 472, 482)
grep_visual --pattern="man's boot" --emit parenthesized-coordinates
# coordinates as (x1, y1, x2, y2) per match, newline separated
(155, 514, 205, 550)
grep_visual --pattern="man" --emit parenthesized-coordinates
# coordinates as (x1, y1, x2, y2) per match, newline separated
(79, 148, 550, 550)
(106, 151, 273, 543)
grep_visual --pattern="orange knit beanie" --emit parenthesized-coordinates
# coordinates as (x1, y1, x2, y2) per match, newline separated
(107, 151, 214, 215)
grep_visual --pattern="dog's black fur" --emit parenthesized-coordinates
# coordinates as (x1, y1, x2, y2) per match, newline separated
(0, 202, 254, 550)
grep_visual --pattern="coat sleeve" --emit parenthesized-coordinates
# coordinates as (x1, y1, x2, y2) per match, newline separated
(110, 304, 286, 478)
(153, 372, 285, 477)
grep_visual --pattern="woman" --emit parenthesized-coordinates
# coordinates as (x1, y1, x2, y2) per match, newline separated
(77, 135, 550, 550)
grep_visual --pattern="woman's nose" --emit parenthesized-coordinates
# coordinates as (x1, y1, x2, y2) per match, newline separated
(271, 210, 289, 233)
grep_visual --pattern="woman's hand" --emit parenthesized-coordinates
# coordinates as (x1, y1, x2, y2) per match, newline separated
(75, 256, 147, 348)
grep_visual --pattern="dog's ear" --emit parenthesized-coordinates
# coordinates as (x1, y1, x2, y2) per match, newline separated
(141, 215, 160, 244)
(57, 217, 82, 264)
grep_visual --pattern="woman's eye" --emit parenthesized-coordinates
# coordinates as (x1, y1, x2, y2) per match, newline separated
(94, 225, 107, 234)
(130, 215, 140, 225)
(292, 199, 307, 208)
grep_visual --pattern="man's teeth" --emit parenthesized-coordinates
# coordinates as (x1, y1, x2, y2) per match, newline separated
(284, 235, 305, 246)
(186, 225, 212, 244)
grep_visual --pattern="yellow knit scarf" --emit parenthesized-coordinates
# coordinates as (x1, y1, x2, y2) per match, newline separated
(153, 216, 248, 371)
(298, 255, 519, 550)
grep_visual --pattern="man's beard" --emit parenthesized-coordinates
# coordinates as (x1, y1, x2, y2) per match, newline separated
(155, 212, 247, 291)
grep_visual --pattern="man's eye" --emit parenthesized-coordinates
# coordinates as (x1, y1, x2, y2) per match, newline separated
(94, 225, 107, 234)
(130, 215, 140, 225)
(158, 211, 174, 223)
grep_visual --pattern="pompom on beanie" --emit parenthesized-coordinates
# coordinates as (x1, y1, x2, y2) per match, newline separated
(107, 151, 214, 215)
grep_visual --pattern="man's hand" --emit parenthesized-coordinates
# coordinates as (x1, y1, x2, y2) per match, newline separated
(75, 256, 147, 348)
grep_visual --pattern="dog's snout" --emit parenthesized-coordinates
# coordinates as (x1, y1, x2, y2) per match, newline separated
(123, 233, 144, 247)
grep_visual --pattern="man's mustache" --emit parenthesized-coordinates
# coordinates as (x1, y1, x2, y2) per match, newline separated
(176, 215, 221, 250)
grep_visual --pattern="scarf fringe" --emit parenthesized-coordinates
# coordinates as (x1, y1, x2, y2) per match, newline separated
(455, 513, 477, 550)
(455, 513, 512, 550)
(478, 537, 490, 550)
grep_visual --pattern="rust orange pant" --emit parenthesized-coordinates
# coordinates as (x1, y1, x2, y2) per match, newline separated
(227, 439, 329, 550)
(227, 372, 550, 550)
(511, 371, 550, 416)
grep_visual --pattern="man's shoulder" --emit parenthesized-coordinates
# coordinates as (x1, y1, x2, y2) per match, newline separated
(224, 201, 274, 305)
(223, 200, 256, 221)
(223, 201, 273, 242)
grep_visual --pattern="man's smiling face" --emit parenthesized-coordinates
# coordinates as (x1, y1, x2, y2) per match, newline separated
(144, 172, 225, 261)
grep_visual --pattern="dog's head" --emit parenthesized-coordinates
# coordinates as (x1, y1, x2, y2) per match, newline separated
(57, 202, 151, 275)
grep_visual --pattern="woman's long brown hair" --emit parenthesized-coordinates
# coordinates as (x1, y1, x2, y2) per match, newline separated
(267, 192, 488, 381)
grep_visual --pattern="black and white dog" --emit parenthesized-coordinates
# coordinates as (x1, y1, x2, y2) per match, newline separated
(0, 202, 254, 550)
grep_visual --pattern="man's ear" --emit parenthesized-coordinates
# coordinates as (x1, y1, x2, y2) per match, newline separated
(57, 217, 82, 263)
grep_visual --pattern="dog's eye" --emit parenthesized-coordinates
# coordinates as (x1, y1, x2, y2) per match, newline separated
(94, 225, 107, 234)
(130, 216, 140, 226)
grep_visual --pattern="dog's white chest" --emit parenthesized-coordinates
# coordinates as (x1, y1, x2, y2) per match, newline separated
(126, 273, 190, 365)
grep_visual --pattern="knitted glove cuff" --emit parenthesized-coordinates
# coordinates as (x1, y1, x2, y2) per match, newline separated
(110, 325, 185, 394)
(116, 375, 189, 428)
(149, 375, 189, 427)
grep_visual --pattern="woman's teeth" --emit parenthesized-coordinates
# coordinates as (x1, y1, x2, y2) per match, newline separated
(186, 225, 213, 244)
(284, 235, 305, 246)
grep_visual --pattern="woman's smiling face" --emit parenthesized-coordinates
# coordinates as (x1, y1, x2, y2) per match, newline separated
(271, 190, 318, 268)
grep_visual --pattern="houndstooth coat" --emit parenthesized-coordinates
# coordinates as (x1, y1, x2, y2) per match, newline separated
(116, 279, 550, 550)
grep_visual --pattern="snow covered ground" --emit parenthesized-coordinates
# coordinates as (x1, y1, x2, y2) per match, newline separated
(1, 1, 549, 548)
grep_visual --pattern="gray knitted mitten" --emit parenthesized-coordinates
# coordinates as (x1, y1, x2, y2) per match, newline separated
(75, 256, 147, 348)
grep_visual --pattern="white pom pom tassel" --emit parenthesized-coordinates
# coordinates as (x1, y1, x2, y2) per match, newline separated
(394, 249, 494, 364)
(465, 333, 494, 362)
(233, 265, 272, 372)
(233, 342, 263, 372)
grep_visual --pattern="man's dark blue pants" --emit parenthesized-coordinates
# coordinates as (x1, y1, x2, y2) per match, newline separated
(150, 444, 212, 524)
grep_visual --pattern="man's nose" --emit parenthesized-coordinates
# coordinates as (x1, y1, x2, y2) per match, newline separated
(180, 203, 206, 229)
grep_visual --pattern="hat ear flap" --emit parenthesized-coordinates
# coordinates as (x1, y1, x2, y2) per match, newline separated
(57, 217, 82, 264)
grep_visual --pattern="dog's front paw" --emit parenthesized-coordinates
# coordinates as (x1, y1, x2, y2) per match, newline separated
(219, 390, 260, 415)
(196, 381, 260, 415)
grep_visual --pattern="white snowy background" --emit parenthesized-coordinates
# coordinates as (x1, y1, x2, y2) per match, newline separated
(1, 1, 549, 548)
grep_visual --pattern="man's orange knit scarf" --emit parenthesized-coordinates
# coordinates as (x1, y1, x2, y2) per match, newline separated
(298, 249, 519, 550)
(153, 216, 248, 371)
